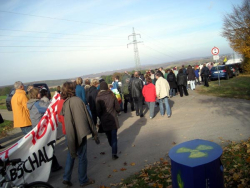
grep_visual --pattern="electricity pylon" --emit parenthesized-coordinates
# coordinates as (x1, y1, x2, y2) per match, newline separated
(127, 27, 143, 70)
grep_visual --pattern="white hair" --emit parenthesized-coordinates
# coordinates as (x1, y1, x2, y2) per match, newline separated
(14, 81, 24, 89)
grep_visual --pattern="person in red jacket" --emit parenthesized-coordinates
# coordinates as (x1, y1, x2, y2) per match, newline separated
(142, 77, 157, 119)
(57, 98, 66, 135)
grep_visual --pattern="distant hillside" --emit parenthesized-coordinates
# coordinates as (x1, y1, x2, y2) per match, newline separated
(0, 54, 229, 88)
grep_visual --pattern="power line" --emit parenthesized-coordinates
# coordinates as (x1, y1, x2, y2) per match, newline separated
(0, 34, 123, 41)
(0, 45, 126, 48)
(143, 45, 173, 58)
(0, 10, 130, 28)
(0, 47, 126, 53)
(0, 29, 124, 38)
(136, 30, 186, 55)
(0, 40, 123, 42)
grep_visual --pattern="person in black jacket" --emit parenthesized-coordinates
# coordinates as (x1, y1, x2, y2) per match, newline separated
(88, 79, 99, 134)
(96, 82, 120, 160)
(177, 69, 189, 97)
(167, 70, 177, 97)
(129, 71, 144, 117)
(201, 64, 210, 87)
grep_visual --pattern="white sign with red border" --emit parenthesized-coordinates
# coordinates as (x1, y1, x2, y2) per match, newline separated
(211, 47, 219, 55)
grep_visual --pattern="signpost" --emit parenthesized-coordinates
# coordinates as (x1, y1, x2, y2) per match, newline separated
(211, 47, 220, 86)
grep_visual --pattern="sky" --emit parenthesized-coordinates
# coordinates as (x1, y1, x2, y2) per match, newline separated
(0, 0, 243, 86)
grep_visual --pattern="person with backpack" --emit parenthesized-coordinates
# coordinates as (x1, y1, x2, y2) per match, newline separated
(167, 70, 177, 97)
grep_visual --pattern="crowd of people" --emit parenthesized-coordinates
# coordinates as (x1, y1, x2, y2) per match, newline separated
(7, 63, 210, 187)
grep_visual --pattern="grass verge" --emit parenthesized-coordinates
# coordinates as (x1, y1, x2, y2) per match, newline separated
(0, 120, 14, 138)
(0, 95, 7, 109)
(196, 75, 250, 100)
(114, 139, 250, 188)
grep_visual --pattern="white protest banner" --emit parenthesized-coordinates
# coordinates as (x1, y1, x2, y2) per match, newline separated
(0, 93, 60, 185)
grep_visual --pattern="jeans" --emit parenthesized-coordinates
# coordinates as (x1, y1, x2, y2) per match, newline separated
(190, 80, 195, 90)
(86, 105, 92, 118)
(21, 126, 32, 135)
(159, 97, 171, 116)
(105, 129, 118, 155)
(169, 88, 176, 96)
(133, 97, 143, 115)
(146, 102, 155, 118)
(63, 137, 88, 184)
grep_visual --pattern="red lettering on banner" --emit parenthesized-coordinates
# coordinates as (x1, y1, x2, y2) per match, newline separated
(27, 99, 59, 145)
(0, 143, 18, 159)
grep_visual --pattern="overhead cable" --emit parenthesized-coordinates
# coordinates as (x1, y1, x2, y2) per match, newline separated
(0, 29, 124, 38)
(0, 10, 130, 28)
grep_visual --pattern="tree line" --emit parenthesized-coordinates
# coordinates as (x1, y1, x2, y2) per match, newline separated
(0, 87, 12, 96)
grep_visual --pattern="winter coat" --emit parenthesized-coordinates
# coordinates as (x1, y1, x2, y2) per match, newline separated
(11, 89, 32, 128)
(60, 96, 97, 158)
(129, 77, 143, 98)
(96, 90, 120, 131)
(121, 74, 131, 95)
(40, 96, 50, 103)
(201, 66, 210, 76)
(195, 69, 199, 78)
(177, 73, 187, 86)
(27, 99, 49, 128)
(186, 67, 196, 81)
(167, 72, 177, 89)
(164, 73, 168, 79)
(142, 83, 156, 102)
(88, 86, 99, 114)
(75, 84, 87, 104)
(155, 77, 170, 99)
(182, 68, 187, 75)
(84, 85, 90, 103)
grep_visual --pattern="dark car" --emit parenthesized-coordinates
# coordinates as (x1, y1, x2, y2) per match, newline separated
(227, 63, 240, 77)
(210, 65, 233, 80)
(5, 83, 51, 111)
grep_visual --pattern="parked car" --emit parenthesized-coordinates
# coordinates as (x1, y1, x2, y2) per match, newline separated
(227, 63, 240, 77)
(210, 65, 233, 81)
(5, 83, 51, 111)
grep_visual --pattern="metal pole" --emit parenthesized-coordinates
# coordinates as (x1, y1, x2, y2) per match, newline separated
(217, 60, 220, 86)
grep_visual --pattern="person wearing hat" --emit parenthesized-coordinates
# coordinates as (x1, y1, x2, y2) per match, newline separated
(96, 82, 120, 160)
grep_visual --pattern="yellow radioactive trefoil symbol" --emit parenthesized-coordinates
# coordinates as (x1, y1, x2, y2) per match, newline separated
(176, 145, 213, 158)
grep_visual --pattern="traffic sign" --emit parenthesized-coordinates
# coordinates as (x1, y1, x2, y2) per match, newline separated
(211, 47, 219, 55)
(213, 55, 219, 60)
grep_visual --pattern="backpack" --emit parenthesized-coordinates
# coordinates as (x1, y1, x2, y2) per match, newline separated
(168, 74, 174, 82)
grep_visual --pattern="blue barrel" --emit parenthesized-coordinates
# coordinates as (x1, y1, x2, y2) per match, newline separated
(169, 139, 224, 188)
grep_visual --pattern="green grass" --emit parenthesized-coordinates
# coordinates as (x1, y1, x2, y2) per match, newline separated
(0, 96, 7, 100)
(116, 139, 250, 188)
(0, 120, 13, 138)
(0, 95, 7, 109)
(196, 75, 250, 100)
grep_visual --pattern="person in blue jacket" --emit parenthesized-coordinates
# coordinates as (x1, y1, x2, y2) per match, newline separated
(75, 77, 87, 104)
(195, 67, 200, 85)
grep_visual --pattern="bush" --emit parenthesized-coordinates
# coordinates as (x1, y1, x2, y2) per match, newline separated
(242, 57, 250, 74)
